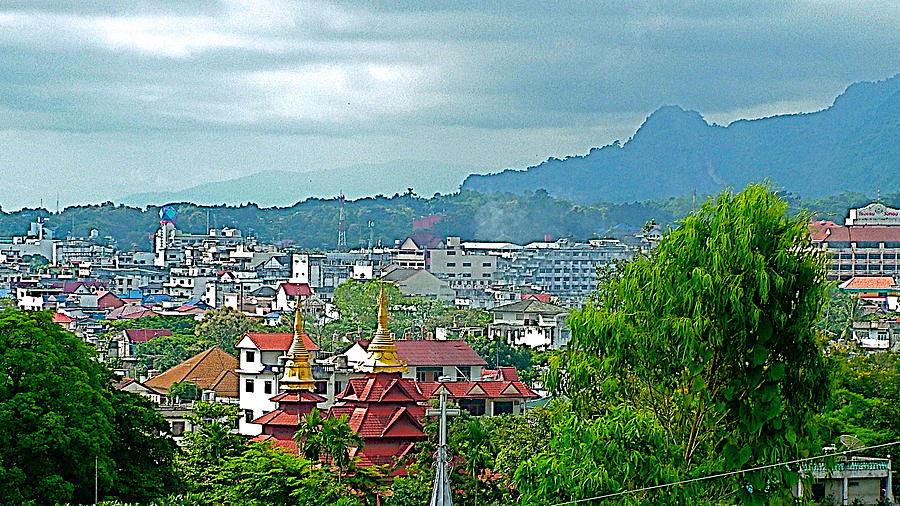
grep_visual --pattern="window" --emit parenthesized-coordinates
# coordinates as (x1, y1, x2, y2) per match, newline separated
(447, 262, 456, 267)
(457, 366, 472, 380)
(416, 367, 444, 382)
(245, 379, 254, 393)
(244, 409, 254, 424)
(462, 262, 471, 267)
(483, 273, 492, 278)
(334, 380, 346, 395)
(482, 262, 492, 267)
(446, 251, 456, 255)
(459, 398, 486, 416)
(462, 273, 471, 278)
(171, 421, 185, 436)
(493, 401, 514, 415)
(264, 380, 272, 394)
(245, 350, 255, 363)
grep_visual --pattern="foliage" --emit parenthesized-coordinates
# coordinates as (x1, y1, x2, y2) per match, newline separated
(103, 315, 200, 334)
(194, 307, 265, 355)
(813, 284, 858, 341)
(178, 402, 245, 487)
(0, 309, 178, 504)
(467, 333, 544, 385)
(168, 381, 200, 402)
(541, 185, 830, 504)
(134, 333, 214, 374)
(106, 387, 183, 502)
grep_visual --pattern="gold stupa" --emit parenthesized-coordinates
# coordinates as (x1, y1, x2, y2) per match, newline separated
(360, 283, 407, 374)
(279, 304, 316, 391)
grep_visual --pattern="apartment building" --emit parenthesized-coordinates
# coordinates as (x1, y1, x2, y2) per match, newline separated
(810, 203, 900, 281)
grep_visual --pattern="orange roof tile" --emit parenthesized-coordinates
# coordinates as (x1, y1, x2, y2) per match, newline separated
(839, 276, 897, 290)
(144, 346, 239, 396)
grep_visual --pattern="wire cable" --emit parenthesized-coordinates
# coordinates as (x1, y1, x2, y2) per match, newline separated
(549, 440, 900, 505)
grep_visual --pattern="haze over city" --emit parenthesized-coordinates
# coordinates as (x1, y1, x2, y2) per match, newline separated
(1, 0, 898, 209)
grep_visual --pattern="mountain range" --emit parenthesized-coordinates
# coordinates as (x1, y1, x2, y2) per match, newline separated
(462, 75, 900, 204)
(121, 160, 486, 208)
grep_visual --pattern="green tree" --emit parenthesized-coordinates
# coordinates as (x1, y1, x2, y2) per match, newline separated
(106, 387, 182, 502)
(539, 185, 830, 504)
(295, 407, 325, 461)
(135, 333, 214, 373)
(304, 413, 365, 483)
(814, 284, 858, 340)
(194, 307, 263, 355)
(178, 401, 246, 487)
(168, 381, 200, 402)
(0, 309, 178, 504)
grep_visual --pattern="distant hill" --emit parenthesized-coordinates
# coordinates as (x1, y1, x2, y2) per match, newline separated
(122, 160, 486, 208)
(462, 75, 900, 203)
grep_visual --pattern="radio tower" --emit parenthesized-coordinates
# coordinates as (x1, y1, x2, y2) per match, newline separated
(337, 193, 347, 251)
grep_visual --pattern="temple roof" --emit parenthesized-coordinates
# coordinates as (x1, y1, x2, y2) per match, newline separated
(337, 374, 427, 404)
(359, 284, 407, 373)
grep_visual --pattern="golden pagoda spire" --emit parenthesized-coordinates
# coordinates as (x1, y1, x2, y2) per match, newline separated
(280, 303, 316, 391)
(361, 283, 407, 374)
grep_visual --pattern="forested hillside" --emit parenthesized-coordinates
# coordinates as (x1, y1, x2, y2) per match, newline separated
(463, 75, 900, 203)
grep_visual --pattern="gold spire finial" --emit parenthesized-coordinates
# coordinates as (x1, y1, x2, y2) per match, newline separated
(280, 302, 316, 391)
(360, 283, 407, 374)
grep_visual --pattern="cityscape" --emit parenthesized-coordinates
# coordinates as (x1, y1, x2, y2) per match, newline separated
(1, 1, 899, 505)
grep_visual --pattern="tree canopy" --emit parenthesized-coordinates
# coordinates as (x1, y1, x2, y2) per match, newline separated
(534, 185, 830, 504)
(0, 309, 179, 504)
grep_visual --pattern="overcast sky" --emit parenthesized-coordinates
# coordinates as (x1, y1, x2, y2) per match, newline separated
(0, 0, 898, 210)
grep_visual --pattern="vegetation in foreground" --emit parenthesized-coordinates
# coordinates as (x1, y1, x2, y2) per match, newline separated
(5, 184, 900, 504)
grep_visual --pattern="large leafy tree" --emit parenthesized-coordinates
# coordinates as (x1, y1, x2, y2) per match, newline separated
(178, 401, 246, 488)
(537, 185, 830, 504)
(194, 307, 264, 355)
(0, 309, 179, 504)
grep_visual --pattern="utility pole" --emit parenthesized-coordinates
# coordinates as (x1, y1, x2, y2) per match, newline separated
(426, 381, 460, 506)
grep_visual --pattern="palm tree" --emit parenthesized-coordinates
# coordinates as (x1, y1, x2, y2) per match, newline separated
(321, 414, 364, 483)
(295, 408, 324, 461)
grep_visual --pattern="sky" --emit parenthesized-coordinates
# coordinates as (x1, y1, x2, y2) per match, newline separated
(0, 0, 898, 210)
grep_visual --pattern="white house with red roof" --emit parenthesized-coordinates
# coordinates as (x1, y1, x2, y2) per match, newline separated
(274, 282, 313, 311)
(235, 331, 320, 435)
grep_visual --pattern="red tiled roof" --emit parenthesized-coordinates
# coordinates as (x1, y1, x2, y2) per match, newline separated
(374, 340, 488, 367)
(811, 223, 900, 243)
(330, 404, 426, 438)
(107, 304, 158, 320)
(839, 276, 897, 290)
(242, 332, 319, 352)
(337, 374, 427, 403)
(52, 312, 74, 323)
(279, 283, 312, 297)
(418, 378, 539, 400)
(251, 434, 298, 453)
(521, 293, 553, 303)
(125, 328, 172, 343)
(97, 291, 124, 310)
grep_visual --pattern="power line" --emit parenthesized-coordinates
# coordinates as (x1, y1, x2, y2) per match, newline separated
(549, 440, 900, 506)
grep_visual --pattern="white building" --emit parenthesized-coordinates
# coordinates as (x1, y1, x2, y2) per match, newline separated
(235, 332, 320, 435)
(488, 298, 571, 349)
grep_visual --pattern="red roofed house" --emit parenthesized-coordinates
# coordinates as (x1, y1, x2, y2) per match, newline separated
(838, 276, 900, 312)
(52, 312, 76, 332)
(274, 282, 313, 311)
(418, 366, 538, 416)
(236, 331, 320, 435)
(97, 291, 125, 310)
(111, 328, 173, 362)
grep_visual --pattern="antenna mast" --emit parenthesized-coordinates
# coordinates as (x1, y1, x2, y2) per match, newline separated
(337, 193, 346, 251)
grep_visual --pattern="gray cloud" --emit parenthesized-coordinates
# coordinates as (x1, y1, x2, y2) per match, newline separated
(0, 0, 897, 209)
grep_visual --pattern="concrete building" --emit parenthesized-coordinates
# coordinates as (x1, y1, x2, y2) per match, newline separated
(496, 238, 634, 303)
(489, 298, 571, 349)
(811, 203, 900, 281)
(801, 457, 892, 505)
(381, 267, 456, 303)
